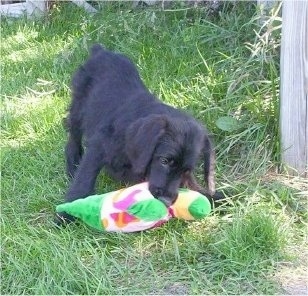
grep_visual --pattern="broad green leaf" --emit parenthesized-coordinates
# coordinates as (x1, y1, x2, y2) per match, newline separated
(216, 116, 241, 132)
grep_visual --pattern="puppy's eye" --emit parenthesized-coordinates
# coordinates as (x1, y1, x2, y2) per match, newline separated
(160, 157, 174, 166)
(160, 157, 169, 165)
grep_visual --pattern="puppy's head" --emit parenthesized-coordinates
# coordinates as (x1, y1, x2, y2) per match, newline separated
(126, 114, 215, 206)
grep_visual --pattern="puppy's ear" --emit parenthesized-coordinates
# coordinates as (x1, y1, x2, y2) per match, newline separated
(203, 136, 216, 196)
(126, 115, 167, 175)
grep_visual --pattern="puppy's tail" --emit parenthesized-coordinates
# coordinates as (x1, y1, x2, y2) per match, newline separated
(90, 44, 105, 55)
(71, 66, 91, 102)
(71, 44, 106, 102)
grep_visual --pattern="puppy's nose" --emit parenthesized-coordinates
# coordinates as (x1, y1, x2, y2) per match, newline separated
(149, 185, 176, 207)
(155, 189, 165, 197)
(149, 186, 164, 198)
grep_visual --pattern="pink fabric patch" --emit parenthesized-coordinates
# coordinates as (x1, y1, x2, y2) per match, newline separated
(113, 189, 141, 210)
(168, 207, 175, 217)
(110, 212, 139, 227)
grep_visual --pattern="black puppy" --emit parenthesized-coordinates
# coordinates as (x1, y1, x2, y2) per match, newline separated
(58, 44, 218, 223)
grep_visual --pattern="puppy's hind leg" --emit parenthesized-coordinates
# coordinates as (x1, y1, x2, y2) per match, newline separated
(64, 115, 84, 179)
(65, 65, 92, 178)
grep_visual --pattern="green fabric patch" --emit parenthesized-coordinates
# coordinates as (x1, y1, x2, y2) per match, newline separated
(178, 188, 189, 193)
(128, 199, 167, 221)
(56, 194, 104, 231)
(188, 196, 211, 219)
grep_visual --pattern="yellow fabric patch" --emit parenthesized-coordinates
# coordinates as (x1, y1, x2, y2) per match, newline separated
(172, 192, 196, 220)
(102, 218, 109, 229)
(112, 189, 125, 202)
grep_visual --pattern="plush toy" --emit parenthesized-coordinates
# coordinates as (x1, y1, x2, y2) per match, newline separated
(56, 182, 211, 232)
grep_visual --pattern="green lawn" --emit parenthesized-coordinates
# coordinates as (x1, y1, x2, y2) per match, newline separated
(1, 2, 307, 295)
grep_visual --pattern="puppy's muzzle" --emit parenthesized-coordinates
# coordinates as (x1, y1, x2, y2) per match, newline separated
(149, 185, 177, 207)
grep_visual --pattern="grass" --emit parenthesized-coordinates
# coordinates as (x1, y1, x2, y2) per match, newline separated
(1, 2, 307, 295)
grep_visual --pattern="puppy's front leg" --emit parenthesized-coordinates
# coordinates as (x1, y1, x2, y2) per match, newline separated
(65, 146, 105, 202)
(56, 143, 105, 225)
(181, 172, 225, 208)
(181, 172, 205, 193)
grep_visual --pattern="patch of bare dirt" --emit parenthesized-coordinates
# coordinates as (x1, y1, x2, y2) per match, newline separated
(149, 282, 190, 295)
(274, 245, 308, 295)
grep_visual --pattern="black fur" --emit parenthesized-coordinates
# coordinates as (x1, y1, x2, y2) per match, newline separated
(58, 44, 219, 223)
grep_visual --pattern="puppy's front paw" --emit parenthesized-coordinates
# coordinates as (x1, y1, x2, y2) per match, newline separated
(212, 190, 226, 201)
(54, 212, 76, 227)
